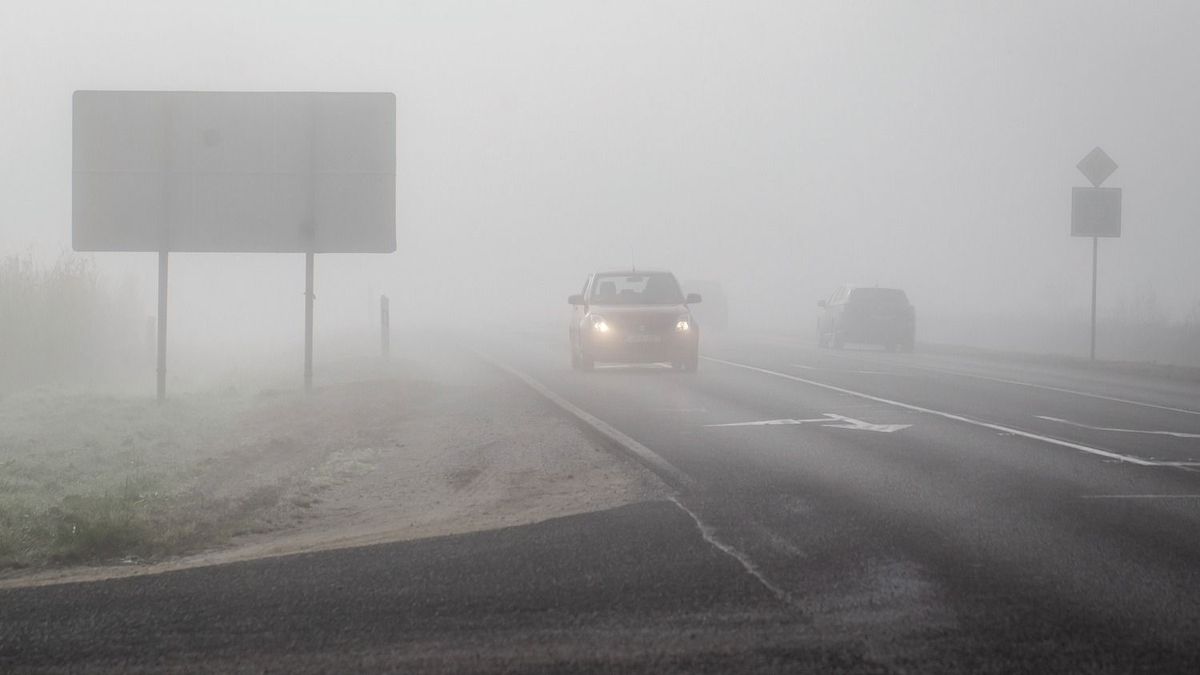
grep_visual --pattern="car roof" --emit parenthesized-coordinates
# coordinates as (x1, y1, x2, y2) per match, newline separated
(844, 284, 905, 292)
(594, 269, 674, 276)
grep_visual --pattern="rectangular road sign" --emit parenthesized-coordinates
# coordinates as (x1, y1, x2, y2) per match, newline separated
(73, 91, 396, 253)
(1071, 187, 1121, 237)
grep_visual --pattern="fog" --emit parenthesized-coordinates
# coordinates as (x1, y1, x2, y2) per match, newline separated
(4, 0, 1200, 386)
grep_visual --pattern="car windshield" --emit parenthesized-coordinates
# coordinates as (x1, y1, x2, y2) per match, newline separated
(848, 288, 908, 305)
(591, 273, 684, 305)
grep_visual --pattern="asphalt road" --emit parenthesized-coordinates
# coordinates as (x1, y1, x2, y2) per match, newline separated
(485, 330, 1200, 671)
(5, 331, 1200, 672)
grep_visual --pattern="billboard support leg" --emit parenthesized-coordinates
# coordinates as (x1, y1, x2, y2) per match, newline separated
(1090, 236, 1098, 361)
(157, 250, 168, 402)
(381, 295, 390, 358)
(305, 252, 315, 392)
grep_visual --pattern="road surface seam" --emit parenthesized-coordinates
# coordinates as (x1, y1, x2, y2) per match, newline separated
(668, 495, 801, 610)
(472, 351, 800, 609)
(702, 356, 1198, 468)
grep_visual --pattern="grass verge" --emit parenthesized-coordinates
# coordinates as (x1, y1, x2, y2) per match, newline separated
(0, 388, 290, 573)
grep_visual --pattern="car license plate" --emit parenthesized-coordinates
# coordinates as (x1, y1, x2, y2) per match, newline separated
(625, 334, 661, 344)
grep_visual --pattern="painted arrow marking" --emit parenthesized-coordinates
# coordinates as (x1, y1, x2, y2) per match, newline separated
(1037, 416, 1200, 439)
(706, 413, 911, 433)
(820, 414, 914, 433)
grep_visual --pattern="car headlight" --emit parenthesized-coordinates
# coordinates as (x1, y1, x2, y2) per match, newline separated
(589, 315, 611, 333)
(675, 316, 691, 331)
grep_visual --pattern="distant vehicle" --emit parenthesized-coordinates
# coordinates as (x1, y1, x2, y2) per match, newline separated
(569, 270, 702, 371)
(817, 285, 915, 351)
(682, 280, 729, 332)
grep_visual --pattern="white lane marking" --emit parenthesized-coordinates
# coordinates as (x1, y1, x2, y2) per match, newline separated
(792, 364, 904, 376)
(475, 352, 692, 487)
(909, 365, 1200, 417)
(703, 356, 1200, 468)
(748, 333, 1200, 416)
(706, 413, 910, 433)
(1080, 494, 1200, 499)
(1037, 416, 1200, 439)
(708, 417, 833, 427)
(796, 351, 1200, 417)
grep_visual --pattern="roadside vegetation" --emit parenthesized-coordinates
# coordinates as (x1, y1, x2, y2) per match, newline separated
(0, 252, 143, 393)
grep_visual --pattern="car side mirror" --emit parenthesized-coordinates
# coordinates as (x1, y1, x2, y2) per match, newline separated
(817, 300, 827, 308)
(568, 294, 585, 306)
(685, 293, 702, 304)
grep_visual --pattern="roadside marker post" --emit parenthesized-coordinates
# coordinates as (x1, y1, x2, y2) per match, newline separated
(1071, 147, 1121, 361)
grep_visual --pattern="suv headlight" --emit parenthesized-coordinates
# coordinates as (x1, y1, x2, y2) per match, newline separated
(589, 315, 611, 333)
(675, 316, 691, 331)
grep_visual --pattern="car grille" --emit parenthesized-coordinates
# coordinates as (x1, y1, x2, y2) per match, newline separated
(607, 313, 676, 333)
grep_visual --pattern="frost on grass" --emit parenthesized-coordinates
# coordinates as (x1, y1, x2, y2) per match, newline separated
(0, 390, 272, 569)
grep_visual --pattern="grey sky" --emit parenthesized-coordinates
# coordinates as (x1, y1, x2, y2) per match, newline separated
(2, 1, 1199, 347)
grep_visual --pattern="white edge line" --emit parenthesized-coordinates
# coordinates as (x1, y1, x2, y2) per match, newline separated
(1080, 494, 1200, 499)
(703, 356, 1172, 467)
(472, 351, 692, 489)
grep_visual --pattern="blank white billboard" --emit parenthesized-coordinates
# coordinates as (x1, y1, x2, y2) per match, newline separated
(73, 91, 396, 253)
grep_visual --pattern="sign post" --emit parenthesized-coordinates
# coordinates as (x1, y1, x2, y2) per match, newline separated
(73, 91, 397, 398)
(1091, 237, 1097, 361)
(1071, 147, 1121, 361)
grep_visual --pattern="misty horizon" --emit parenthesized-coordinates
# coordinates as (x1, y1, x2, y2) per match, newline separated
(4, 1, 1200, 382)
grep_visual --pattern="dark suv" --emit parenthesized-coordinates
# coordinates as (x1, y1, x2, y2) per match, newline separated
(817, 285, 915, 351)
(569, 270, 701, 371)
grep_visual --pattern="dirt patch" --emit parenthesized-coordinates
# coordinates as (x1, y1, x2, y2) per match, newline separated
(0, 343, 668, 588)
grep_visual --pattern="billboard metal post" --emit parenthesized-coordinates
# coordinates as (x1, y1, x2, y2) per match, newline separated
(157, 250, 168, 402)
(381, 295, 390, 358)
(305, 252, 315, 392)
